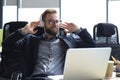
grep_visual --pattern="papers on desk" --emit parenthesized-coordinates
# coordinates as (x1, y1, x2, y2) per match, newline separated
(48, 75, 63, 80)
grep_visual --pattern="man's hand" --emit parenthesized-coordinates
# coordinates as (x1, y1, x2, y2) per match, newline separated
(60, 22, 80, 33)
(21, 21, 40, 34)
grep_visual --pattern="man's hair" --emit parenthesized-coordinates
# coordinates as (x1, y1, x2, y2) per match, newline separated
(42, 9, 57, 22)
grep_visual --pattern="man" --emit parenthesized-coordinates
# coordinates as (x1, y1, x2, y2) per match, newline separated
(1, 9, 95, 80)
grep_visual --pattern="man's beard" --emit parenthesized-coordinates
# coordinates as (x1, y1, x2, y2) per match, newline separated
(45, 26, 58, 36)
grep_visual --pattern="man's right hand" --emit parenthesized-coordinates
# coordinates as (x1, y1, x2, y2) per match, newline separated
(21, 21, 40, 34)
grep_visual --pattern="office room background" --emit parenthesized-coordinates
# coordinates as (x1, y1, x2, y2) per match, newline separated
(0, 0, 120, 40)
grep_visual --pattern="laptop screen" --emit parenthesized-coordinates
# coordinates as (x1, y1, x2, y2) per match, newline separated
(63, 47, 111, 80)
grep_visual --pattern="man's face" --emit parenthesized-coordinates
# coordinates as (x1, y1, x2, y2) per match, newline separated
(44, 13, 60, 36)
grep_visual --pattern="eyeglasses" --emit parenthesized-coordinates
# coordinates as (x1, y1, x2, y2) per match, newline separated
(45, 20, 62, 25)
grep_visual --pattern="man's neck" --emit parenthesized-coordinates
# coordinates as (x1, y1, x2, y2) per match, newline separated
(44, 33, 56, 39)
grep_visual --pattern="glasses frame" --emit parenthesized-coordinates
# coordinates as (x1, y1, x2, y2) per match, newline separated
(45, 20, 62, 25)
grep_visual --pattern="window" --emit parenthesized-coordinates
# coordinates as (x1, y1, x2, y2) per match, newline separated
(108, 1, 120, 41)
(61, 0, 106, 37)
(3, 6, 17, 26)
(18, 8, 59, 22)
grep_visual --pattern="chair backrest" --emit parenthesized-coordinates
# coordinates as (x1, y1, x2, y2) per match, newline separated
(0, 21, 45, 78)
(3, 21, 28, 41)
(93, 23, 120, 60)
(2, 21, 45, 41)
(93, 23, 119, 45)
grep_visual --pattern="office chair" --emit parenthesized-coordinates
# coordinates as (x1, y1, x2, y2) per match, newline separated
(93, 23, 120, 60)
(2, 21, 44, 40)
(2, 21, 28, 41)
(0, 21, 46, 80)
(0, 21, 28, 80)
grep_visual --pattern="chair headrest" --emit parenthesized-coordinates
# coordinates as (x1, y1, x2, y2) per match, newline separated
(97, 23, 116, 37)
(6, 21, 28, 33)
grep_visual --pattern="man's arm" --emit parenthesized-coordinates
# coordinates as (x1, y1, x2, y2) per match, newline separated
(75, 28, 96, 47)
(2, 29, 29, 51)
(2, 21, 40, 50)
(60, 22, 95, 47)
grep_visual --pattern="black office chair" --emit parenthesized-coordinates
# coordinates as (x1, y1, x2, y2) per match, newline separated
(0, 21, 45, 80)
(2, 21, 28, 41)
(93, 23, 120, 60)
(0, 21, 28, 80)
(2, 21, 44, 40)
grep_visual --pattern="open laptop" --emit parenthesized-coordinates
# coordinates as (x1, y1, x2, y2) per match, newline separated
(63, 47, 111, 80)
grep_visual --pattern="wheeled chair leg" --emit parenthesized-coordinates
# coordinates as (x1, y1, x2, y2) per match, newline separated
(11, 71, 23, 80)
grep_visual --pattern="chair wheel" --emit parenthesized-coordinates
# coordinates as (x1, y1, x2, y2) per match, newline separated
(11, 71, 23, 80)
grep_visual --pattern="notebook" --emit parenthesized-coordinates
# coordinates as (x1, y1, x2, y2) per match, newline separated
(63, 47, 111, 80)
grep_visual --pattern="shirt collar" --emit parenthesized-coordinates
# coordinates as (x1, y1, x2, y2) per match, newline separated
(42, 34, 58, 41)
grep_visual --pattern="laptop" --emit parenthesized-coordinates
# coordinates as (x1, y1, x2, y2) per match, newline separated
(63, 47, 111, 80)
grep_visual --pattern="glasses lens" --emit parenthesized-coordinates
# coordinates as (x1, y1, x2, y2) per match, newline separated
(47, 20, 61, 25)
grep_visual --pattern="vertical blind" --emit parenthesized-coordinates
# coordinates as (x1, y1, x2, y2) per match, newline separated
(4, 0, 17, 5)
(4, 0, 59, 8)
(21, 0, 59, 8)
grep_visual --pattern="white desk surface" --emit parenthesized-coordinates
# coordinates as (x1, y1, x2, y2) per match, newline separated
(103, 72, 120, 80)
(47, 72, 120, 80)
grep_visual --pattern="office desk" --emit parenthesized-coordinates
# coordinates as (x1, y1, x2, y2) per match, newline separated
(104, 72, 120, 80)
(47, 72, 120, 80)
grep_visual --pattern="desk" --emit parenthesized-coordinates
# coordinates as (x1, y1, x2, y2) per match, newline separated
(47, 73, 120, 80)
(104, 72, 120, 80)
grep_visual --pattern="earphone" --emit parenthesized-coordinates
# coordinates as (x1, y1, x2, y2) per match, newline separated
(39, 14, 44, 27)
